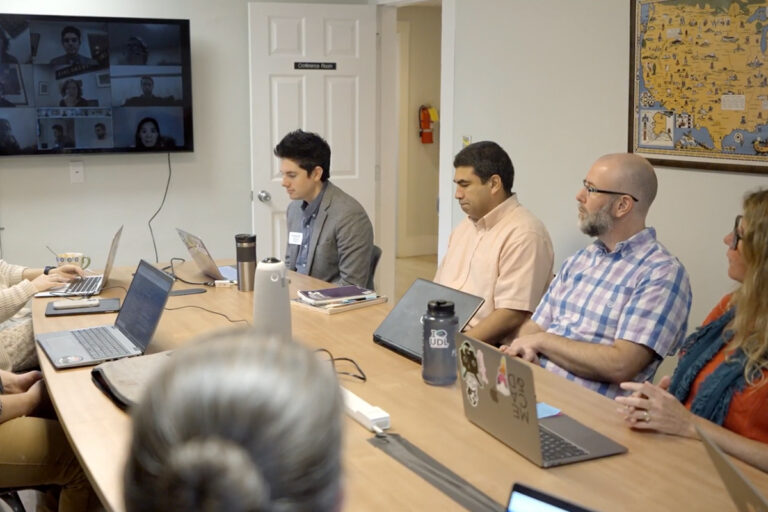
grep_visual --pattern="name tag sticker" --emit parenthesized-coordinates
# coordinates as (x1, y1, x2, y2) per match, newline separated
(289, 232, 303, 245)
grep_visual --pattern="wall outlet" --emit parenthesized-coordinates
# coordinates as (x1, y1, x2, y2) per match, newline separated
(69, 161, 84, 183)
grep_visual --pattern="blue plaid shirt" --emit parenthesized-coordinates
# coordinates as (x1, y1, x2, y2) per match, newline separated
(532, 227, 692, 398)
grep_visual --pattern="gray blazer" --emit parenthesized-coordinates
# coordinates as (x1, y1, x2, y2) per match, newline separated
(285, 181, 374, 287)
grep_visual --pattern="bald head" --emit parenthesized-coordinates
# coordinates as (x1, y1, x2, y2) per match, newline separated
(591, 153, 657, 215)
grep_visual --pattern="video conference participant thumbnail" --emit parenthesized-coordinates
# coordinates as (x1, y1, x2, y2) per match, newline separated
(0, 109, 36, 154)
(108, 23, 183, 67)
(112, 106, 183, 151)
(0, 20, 32, 65)
(30, 22, 109, 72)
(109, 66, 183, 107)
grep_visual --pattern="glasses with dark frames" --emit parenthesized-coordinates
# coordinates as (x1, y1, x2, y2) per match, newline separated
(582, 179, 639, 202)
(730, 214, 743, 250)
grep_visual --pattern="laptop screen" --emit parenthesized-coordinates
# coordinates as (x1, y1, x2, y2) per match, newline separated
(507, 484, 593, 512)
(115, 260, 174, 350)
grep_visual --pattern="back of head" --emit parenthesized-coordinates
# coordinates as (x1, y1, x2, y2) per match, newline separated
(274, 129, 331, 181)
(453, 141, 514, 195)
(124, 329, 344, 512)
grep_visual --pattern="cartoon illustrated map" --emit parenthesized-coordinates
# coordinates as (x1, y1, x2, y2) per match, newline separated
(633, 1, 768, 163)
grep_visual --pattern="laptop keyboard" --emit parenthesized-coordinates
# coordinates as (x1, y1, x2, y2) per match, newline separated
(72, 326, 127, 359)
(65, 276, 102, 294)
(539, 425, 588, 461)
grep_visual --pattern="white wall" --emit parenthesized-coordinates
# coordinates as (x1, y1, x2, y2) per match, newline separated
(396, 6, 440, 257)
(446, 0, 768, 331)
(0, 0, 371, 270)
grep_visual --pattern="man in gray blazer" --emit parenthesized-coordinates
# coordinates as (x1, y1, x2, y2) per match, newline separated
(275, 130, 374, 288)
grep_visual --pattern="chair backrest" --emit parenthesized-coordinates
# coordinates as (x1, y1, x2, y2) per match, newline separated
(367, 245, 382, 291)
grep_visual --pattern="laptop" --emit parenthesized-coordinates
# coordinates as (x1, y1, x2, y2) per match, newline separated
(697, 425, 768, 512)
(37, 260, 174, 369)
(457, 334, 627, 467)
(373, 278, 484, 362)
(507, 483, 595, 512)
(176, 228, 237, 281)
(36, 226, 123, 297)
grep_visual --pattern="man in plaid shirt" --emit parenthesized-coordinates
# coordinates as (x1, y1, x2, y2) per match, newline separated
(502, 153, 691, 398)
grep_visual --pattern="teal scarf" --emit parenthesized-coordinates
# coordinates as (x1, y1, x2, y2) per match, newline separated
(668, 309, 747, 425)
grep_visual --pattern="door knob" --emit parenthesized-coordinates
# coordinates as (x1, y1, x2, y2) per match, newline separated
(257, 190, 271, 203)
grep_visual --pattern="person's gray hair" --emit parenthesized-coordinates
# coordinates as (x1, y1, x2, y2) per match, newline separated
(124, 328, 344, 512)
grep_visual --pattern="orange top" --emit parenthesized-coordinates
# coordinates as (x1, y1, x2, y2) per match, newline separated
(684, 294, 768, 443)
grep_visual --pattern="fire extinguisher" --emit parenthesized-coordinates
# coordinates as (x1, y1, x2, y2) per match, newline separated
(419, 105, 434, 144)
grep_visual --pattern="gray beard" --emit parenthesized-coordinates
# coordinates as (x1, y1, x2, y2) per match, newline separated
(579, 204, 614, 237)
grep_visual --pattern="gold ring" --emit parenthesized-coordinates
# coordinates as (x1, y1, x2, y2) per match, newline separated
(643, 410, 651, 422)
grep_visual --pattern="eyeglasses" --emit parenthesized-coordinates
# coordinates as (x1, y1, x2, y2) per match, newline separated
(582, 180, 639, 202)
(730, 214, 743, 250)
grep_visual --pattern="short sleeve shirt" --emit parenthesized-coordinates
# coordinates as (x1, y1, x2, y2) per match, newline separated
(435, 195, 554, 334)
(532, 227, 692, 398)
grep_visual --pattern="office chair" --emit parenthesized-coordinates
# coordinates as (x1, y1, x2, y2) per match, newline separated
(0, 489, 26, 512)
(367, 245, 382, 291)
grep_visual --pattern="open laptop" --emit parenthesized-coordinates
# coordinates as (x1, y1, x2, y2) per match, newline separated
(36, 226, 123, 297)
(176, 228, 237, 281)
(37, 260, 174, 369)
(697, 425, 768, 512)
(373, 278, 483, 362)
(507, 483, 595, 512)
(457, 334, 627, 468)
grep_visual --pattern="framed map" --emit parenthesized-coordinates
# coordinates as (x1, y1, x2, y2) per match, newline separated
(630, 0, 768, 173)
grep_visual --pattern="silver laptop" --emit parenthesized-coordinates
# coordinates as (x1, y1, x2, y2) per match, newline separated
(373, 278, 484, 362)
(176, 228, 237, 281)
(37, 260, 174, 369)
(697, 425, 768, 512)
(36, 226, 123, 297)
(457, 334, 627, 468)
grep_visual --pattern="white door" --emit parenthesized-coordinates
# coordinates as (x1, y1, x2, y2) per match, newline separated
(248, 2, 377, 262)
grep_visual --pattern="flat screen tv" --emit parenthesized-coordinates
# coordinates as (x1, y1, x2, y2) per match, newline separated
(0, 13, 193, 155)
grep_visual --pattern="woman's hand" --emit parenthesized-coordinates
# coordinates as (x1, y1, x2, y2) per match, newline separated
(0, 369, 42, 394)
(31, 264, 83, 292)
(615, 377, 698, 439)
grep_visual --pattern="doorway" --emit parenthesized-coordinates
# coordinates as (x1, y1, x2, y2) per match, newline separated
(394, 4, 441, 300)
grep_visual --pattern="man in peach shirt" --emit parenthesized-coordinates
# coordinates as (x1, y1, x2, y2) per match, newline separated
(434, 141, 554, 346)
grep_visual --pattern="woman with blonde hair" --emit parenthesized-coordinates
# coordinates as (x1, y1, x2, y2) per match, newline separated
(617, 188, 768, 471)
(124, 329, 344, 511)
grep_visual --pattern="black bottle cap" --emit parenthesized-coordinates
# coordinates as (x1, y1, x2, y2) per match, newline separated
(427, 300, 455, 316)
(235, 234, 256, 245)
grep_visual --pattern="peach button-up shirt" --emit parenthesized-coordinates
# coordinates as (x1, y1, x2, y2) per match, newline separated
(434, 194, 554, 330)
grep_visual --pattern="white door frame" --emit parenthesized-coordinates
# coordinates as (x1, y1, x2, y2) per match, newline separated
(377, 0, 455, 299)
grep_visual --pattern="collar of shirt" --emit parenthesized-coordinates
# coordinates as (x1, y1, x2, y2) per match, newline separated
(472, 194, 520, 232)
(592, 226, 657, 256)
(301, 182, 328, 225)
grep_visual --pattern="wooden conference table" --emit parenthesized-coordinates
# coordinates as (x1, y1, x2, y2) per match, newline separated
(32, 262, 768, 512)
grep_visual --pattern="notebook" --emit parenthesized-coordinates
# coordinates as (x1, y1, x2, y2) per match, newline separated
(697, 425, 768, 512)
(37, 260, 174, 369)
(507, 483, 595, 512)
(372, 278, 484, 363)
(176, 228, 237, 281)
(36, 226, 123, 297)
(457, 334, 627, 468)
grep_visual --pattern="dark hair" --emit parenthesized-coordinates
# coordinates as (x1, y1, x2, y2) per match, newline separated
(124, 330, 343, 512)
(52, 124, 63, 132)
(0, 28, 8, 50)
(453, 141, 515, 195)
(59, 79, 82, 98)
(135, 117, 160, 148)
(140, 75, 153, 84)
(94, 122, 105, 130)
(60, 26, 81, 41)
(274, 130, 331, 181)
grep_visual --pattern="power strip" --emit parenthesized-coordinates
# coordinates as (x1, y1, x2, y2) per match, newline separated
(341, 387, 390, 433)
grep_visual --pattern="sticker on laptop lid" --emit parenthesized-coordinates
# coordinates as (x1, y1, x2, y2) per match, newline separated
(495, 356, 511, 397)
(459, 340, 483, 407)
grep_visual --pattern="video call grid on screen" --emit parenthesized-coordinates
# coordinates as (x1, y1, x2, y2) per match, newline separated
(0, 13, 193, 155)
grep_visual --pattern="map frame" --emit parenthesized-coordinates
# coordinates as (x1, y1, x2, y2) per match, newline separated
(629, 0, 768, 174)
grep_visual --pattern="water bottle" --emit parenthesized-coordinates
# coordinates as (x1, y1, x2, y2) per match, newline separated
(422, 300, 458, 386)
(252, 257, 292, 344)
(235, 234, 257, 292)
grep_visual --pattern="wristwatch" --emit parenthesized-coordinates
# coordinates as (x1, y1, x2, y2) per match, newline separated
(43, 265, 55, 275)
